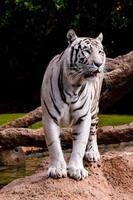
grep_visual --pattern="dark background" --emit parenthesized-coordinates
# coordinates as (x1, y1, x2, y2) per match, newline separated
(0, 0, 132, 113)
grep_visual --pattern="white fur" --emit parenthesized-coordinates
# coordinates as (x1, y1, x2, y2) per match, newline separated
(41, 30, 106, 180)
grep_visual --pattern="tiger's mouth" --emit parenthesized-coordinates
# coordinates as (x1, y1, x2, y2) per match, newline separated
(84, 69, 100, 78)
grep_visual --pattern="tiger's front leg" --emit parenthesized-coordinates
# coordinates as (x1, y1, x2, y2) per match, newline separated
(42, 113, 67, 178)
(67, 114, 91, 180)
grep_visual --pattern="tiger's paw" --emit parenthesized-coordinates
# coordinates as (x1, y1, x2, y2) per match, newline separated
(84, 149, 100, 162)
(67, 165, 88, 180)
(47, 161, 67, 178)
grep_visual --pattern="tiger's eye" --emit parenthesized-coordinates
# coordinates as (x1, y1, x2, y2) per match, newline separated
(80, 58, 84, 62)
(99, 48, 104, 52)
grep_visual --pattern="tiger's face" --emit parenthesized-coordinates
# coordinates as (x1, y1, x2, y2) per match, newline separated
(66, 29, 106, 81)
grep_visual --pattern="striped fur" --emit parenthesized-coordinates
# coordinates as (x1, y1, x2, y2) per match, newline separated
(41, 29, 106, 180)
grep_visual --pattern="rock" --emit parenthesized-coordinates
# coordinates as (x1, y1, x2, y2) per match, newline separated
(0, 147, 25, 166)
(0, 151, 132, 200)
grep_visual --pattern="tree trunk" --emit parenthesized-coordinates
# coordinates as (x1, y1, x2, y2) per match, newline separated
(100, 51, 133, 111)
(0, 51, 133, 128)
(0, 106, 42, 129)
(0, 123, 133, 148)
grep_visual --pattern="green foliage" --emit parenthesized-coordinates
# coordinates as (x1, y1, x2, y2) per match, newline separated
(15, 0, 33, 8)
(53, 0, 68, 10)
(111, 2, 130, 30)
(0, 114, 24, 125)
(0, 114, 133, 129)
(15, 0, 42, 11)
(71, 13, 81, 27)
(99, 114, 133, 127)
(29, 121, 42, 129)
(0, 113, 41, 128)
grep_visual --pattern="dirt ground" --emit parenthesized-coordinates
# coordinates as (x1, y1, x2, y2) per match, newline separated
(0, 150, 133, 200)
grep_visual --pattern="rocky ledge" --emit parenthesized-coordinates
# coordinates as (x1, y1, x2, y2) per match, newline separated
(0, 151, 133, 200)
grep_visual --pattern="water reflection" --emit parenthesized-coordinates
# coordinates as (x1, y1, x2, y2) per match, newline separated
(0, 152, 48, 185)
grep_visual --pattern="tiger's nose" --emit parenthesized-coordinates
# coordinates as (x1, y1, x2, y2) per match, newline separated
(94, 61, 102, 67)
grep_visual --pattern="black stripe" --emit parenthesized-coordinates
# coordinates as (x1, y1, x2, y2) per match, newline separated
(73, 132, 80, 140)
(43, 99, 58, 125)
(65, 90, 72, 97)
(74, 48, 79, 64)
(86, 41, 90, 44)
(81, 86, 88, 101)
(58, 51, 64, 62)
(58, 67, 69, 105)
(83, 58, 88, 64)
(71, 97, 79, 104)
(81, 91, 88, 101)
(90, 122, 96, 127)
(91, 113, 97, 120)
(88, 138, 93, 142)
(88, 145, 93, 150)
(48, 141, 54, 147)
(91, 102, 97, 113)
(73, 132, 80, 136)
(70, 46, 74, 67)
(71, 83, 86, 104)
(70, 66, 79, 71)
(73, 97, 88, 112)
(50, 74, 56, 102)
(82, 38, 89, 42)
(89, 132, 95, 136)
(81, 50, 85, 57)
(49, 92, 61, 115)
(78, 41, 82, 49)
(75, 110, 89, 125)
(78, 83, 86, 97)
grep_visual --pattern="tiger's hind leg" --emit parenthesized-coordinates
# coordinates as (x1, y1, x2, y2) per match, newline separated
(42, 113, 67, 178)
(84, 114, 100, 162)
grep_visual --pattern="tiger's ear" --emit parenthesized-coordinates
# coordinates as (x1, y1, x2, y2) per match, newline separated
(67, 29, 77, 44)
(96, 33, 103, 42)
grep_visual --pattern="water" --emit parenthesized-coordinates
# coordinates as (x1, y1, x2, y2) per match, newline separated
(0, 151, 48, 186)
(0, 141, 133, 187)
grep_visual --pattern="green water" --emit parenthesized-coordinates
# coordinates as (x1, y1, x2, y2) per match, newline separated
(0, 152, 48, 186)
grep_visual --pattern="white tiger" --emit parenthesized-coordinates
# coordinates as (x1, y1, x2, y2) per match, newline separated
(41, 29, 106, 180)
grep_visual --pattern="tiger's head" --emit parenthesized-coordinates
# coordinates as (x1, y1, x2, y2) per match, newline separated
(66, 29, 106, 82)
